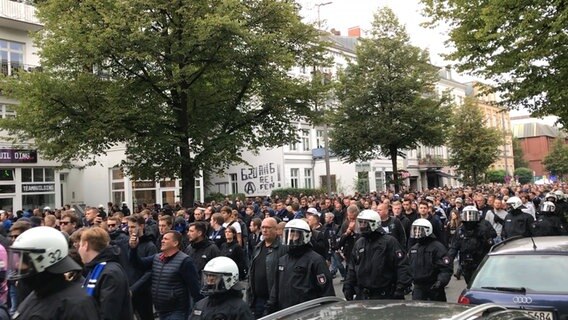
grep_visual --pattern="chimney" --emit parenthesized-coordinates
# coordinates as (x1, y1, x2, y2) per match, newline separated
(348, 26, 361, 38)
(330, 28, 341, 36)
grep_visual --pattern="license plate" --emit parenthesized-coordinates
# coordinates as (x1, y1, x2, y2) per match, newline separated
(523, 310, 554, 320)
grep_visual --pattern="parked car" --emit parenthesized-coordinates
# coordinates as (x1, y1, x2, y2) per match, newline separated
(458, 236, 568, 320)
(259, 296, 535, 320)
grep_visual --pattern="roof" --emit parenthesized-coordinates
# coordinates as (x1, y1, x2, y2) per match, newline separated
(324, 34, 358, 54)
(512, 122, 566, 139)
(490, 236, 568, 255)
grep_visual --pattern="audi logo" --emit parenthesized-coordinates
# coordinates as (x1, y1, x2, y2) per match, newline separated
(513, 296, 533, 304)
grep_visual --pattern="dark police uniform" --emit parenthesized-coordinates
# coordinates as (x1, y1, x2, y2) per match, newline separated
(532, 213, 566, 236)
(408, 237, 452, 301)
(189, 289, 253, 320)
(502, 209, 534, 239)
(265, 245, 335, 313)
(343, 231, 411, 300)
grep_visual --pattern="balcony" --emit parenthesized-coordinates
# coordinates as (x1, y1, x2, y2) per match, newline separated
(416, 154, 446, 169)
(0, 1, 42, 32)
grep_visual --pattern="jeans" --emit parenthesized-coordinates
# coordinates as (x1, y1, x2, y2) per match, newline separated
(159, 310, 187, 320)
(330, 252, 346, 278)
(8, 283, 16, 315)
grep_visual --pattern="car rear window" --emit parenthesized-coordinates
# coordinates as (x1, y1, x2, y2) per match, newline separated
(470, 254, 568, 294)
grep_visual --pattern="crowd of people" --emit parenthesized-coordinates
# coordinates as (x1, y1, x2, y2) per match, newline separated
(1, 182, 566, 319)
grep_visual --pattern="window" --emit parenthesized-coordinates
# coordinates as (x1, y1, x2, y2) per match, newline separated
(289, 141, 297, 151)
(304, 168, 312, 189)
(319, 174, 336, 192)
(316, 130, 324, 148)
(230, 173, 238, 194)
(301, 129, 310, 151)
(290, 168, 299, 188)
(194, 178, 201, 202)
(21, 168, 54, 182)
(0, 40, 24, 76)
(110, 168, 125, 205)
(0, 104, 16, 119)
(375, 171, 385, 192)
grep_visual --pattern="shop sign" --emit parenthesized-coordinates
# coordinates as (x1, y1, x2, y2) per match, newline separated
(22, 184, 55, 193)
(0, 149, 37, 163)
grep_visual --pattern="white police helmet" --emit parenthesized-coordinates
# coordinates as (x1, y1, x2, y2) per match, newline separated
(411, 218, 433, 239)
(506, 196, 524, 210)
(461, 206, 480, 222)
(540, 201, 556, 214)
(283, 219, 311, 248)
(545, 192, 557, 203)
(356, 209, 381, 234)
(8, 226, 81, 280)
(201, 257, 240, 296)
(554, 190, 565, 201)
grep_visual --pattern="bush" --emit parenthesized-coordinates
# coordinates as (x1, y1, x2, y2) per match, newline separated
(271, 188, 326, 199)
(204, 192, 246, 203)
(485, 169, 506, 183)
(514, 167, 533, 184)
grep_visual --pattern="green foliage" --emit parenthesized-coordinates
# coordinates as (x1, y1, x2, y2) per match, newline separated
(543, 139, 568, 180)
(271, 188, 325, 199)
(0, 0, 327, 206)
(204, 192, 246, 203)
(421, 0, 568, 127)
(329, 7, 451, 193)
(485, 169, 506, 183)
(514, 167, 533, 184)
(512, 138, 529, 169)
(447, 97, 503, 186)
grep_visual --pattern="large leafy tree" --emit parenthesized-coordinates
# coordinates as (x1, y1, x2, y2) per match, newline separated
(0, 0, 327, 206)
(329, 7, 451, 193)
(543, 138, 568, 180)
(421, 0, 568, 127)
(513, 138, 529, 169)
(447, 97, 503, 186)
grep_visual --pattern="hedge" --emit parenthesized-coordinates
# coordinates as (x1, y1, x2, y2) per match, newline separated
(271, 188, 326, 199)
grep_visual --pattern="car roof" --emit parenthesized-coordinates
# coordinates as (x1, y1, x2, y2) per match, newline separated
(259, 298, 530, 320)
(490, 236, 568, 255)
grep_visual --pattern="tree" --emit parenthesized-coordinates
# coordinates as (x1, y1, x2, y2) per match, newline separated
(421, 0, 568, 127)
(486, 169, 506, 183)
(543, 138, 568, 180)
(329, 7, 451, 193)
(515, 167, 533, 184)
(0, 0, 327, 206)
(447, 97, 503, 187)
(512, 138, 529, 169)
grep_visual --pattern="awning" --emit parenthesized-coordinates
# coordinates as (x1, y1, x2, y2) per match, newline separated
(427, 169, 454, 178)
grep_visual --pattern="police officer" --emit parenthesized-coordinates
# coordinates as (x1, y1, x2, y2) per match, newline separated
(532, 201, 566, 236)
(189, 257, 253, 320)
(8, 227, 100, 320)
(265, 219, 335, 314)
(502, 197, 534, 239)
(343, 210, 411, 301)
(448, 206, 496, 285)
(408, 219, 452, 302)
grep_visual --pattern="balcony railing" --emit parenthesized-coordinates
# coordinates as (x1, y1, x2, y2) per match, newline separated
(0, 63, 40, 76)
(0, 0, 41, 26)
(417, 154, 446, 167)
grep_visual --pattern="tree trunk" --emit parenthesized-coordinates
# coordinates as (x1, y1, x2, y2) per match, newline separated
(472, 166, 478, 188)
(390, 146, 400, 193)
(180, 147, 196, 208)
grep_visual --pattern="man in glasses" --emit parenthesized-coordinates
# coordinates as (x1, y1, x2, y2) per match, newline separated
(59, 211, 78, 236)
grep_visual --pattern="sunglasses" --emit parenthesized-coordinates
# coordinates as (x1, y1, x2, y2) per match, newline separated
(60, 221, 71, 225)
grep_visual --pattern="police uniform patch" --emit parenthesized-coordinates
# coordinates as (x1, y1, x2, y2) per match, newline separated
(317, 273, 327, 285)
(442, 256, 450, 265)
(278, 265, 284, 271)
(193, 310, 202, 315)
(396, 250, 404, 259)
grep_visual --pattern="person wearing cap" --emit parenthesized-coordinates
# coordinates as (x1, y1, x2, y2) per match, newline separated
(7, 226, 100, 320)
(79, 227, 133, 320)
(189, 257, 253, 320)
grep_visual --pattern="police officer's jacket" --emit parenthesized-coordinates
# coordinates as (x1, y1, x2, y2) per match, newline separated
(532, 213, 566, 236)
(266, 244, 335, 313)
(189, 289, 253, 320)
(344, 231, 411, 292)
(408, 237, 452, 286)
(448, 222, 495, 268)
(184, 239, 220, 279)
(14, 276, 100, 320)
(502, 209, 534, 239)
(247, 238, 288, 305)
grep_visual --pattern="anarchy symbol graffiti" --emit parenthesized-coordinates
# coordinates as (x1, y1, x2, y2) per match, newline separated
(244, 182, 256, 195)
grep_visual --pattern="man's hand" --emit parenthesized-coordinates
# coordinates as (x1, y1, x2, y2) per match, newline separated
(430, 281, 443, 290)
(129, 235, 139, 248)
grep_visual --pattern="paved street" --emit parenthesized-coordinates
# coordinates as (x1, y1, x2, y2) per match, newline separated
(332, 275, 467, 303)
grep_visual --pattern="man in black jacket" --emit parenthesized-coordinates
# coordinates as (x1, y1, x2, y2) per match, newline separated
(184, 221, 220, 280)
(247, 217, 288, 319)
(8, 227, 100, 320)
(130, 230, 203, 320)
(127, 214, 157, 320)
(79, 227, 133, 320)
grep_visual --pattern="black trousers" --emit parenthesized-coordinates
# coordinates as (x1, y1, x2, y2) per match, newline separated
(132, 289, 154, 320)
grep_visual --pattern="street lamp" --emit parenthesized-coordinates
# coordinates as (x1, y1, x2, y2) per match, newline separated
(315, 2, 332, 30)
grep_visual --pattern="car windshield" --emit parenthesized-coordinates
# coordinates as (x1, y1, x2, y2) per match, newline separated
(471, 254, 568, 294)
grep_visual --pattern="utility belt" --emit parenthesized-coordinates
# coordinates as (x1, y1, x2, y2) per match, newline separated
(360, 286, 393, 299)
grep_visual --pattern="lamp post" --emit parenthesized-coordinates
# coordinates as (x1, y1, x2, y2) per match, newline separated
(314, 1, 333, 195)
